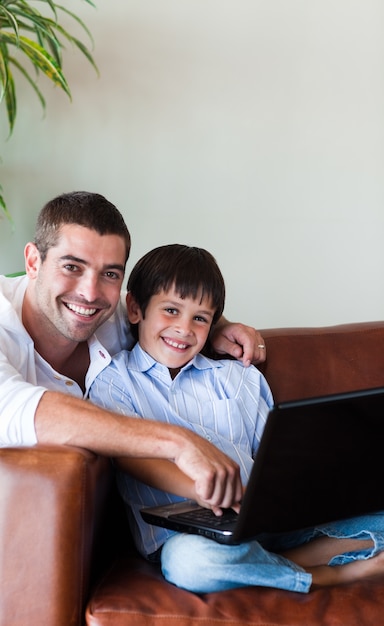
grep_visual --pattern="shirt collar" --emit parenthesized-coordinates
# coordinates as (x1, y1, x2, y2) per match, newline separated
(85, 334, 112, 393)
(130, 342, 223, 375)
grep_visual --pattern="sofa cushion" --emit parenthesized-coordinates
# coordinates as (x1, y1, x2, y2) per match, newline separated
(86, 555, 384, 626)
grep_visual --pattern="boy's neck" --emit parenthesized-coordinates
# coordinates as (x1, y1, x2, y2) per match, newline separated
(168, 367, 181, 380)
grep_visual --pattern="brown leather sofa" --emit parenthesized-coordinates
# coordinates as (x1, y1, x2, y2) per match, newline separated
(2, 321, 384, 626)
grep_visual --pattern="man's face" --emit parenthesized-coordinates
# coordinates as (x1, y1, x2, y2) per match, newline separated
(25, 224, 127, 344)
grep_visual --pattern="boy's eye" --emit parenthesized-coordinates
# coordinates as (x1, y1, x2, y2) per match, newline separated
(165, 307, 178, 315)
(194, 315, 208, 323)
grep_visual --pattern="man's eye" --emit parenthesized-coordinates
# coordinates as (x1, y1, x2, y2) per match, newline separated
(105, 271, 120, 279)
(64, 264, 78, 272)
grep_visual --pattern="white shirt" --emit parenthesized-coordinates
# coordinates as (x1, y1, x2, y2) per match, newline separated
(0, 275, 131, 446)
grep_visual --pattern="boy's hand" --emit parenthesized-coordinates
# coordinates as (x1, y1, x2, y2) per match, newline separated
(210, 319, 266, 367)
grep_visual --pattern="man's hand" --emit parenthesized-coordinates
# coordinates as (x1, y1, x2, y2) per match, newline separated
(211, 319, 267, 366)
(173, 431, 243, 511)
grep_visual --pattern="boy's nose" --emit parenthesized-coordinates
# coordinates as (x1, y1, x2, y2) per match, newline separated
(175, 320, 192, 336)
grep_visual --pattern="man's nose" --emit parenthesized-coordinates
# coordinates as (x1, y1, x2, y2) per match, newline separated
(78, 273, 100, 302)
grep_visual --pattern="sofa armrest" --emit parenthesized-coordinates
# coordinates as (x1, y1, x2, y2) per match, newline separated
(0, 445, 112, 626)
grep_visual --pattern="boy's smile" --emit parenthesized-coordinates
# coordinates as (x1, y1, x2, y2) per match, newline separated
(127, 287, 216, 375)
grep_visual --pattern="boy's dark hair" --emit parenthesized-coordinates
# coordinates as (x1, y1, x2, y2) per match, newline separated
(127, 244, 226, 341)
(34, 191, 131, 262)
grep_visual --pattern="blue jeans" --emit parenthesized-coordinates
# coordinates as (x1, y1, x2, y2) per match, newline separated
(161, 511, 384, 593)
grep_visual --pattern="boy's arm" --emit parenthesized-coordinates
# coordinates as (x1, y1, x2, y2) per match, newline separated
(116, 456, 241, 514)
(117, 457, 196, 499)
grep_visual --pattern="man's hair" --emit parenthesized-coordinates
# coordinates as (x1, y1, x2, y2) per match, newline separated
(34, 191, 131, 262)
(127, 244, 225, 340)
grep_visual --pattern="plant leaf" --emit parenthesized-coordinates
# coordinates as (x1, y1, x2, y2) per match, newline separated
(9, 7, 64, 66)
(9, 55, 46, 112)
(0, 188, 13, 224)
(0, 0, 97, 221)
(4, 63, 16, 133)
(0, 4, 19, 38)
(55, 4, 95, 48)
(0, 32, 71, 97)
(48, 21, 99, 75)
(0, 43, 7, 101)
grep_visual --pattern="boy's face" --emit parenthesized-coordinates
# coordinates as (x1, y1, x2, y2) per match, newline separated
(127, 286, 216, 374)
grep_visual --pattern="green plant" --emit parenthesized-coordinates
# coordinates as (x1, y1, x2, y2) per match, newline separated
(0, 0, 98, 220)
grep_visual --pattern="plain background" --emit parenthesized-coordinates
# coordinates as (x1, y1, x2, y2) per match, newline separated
(0, 0, 383, 328)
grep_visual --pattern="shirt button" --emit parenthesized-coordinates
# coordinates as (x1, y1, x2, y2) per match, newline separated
(65, 380, 74, 386)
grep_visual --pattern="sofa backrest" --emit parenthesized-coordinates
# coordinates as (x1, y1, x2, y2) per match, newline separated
(258, 321, 384, 403)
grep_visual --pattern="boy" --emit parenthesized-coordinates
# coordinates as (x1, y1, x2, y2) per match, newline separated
(90, 244, 384, 594)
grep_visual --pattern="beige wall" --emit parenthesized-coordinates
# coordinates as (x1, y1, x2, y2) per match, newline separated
(1, 0, 383, 327)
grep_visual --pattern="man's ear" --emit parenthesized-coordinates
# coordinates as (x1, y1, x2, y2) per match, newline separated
(24, 242, 41, 278)
(126, 291, 143, 323)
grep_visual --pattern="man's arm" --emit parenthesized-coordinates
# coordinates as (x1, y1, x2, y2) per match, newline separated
(210, 317, 266, 366)
(35, 391, 243, 509)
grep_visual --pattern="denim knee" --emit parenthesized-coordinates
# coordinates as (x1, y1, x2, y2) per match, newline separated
(161, 532, 312, 594)
(161, 533, 218, 592)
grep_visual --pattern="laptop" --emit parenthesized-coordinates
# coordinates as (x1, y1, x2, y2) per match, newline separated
(141, 386, 384, 544)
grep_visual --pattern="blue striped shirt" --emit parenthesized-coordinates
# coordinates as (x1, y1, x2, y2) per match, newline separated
(89, 343, 274, 557)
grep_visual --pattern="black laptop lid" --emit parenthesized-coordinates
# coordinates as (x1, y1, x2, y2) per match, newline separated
(232, 386, 384, 541)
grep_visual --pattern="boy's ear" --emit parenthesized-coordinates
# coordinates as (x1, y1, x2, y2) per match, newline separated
(126, 291, 143, 323)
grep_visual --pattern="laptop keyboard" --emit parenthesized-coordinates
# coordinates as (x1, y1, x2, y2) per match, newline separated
(169, 507, 238, 528)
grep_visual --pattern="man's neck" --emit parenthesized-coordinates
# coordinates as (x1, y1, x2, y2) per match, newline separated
(35, 336, 90, 392)
(53, 341, 90, 391)
(22, 288, 90, 390)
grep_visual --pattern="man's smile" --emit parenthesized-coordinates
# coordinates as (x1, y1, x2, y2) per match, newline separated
(65, 302, 99, 317)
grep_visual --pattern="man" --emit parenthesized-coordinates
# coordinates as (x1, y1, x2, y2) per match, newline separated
(0, 191, 266, 509)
